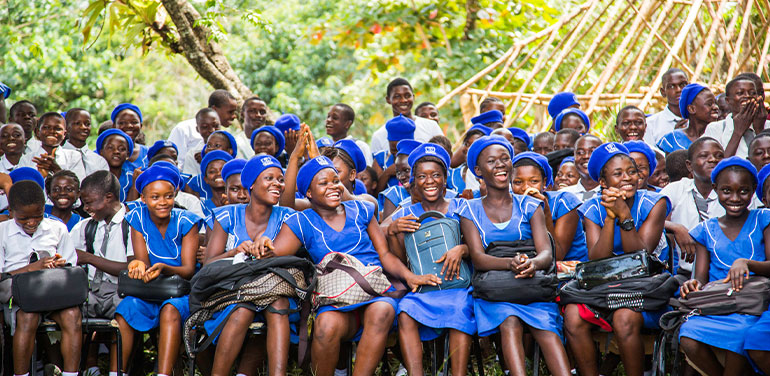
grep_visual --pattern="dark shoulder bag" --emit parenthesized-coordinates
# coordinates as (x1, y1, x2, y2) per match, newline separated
(12, 266, 88, 312)
(118, 270, 191, 303)
(574, 250, 667, 289)
(404, 211, 470, 292)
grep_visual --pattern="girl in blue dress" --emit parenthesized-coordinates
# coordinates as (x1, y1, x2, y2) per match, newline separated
(386, 143, 474, 376)
(679, 157, 770, 376)
(112, 164, 202, 376)
(746, 163, 770, 375)
(457, 136, 570, 376)
(625, 141, 662, 192)
(111, 103, 149, 170)
(196, 150, 233, 218)
(203, 155, 296, 376)
(379, 139, 422, 219)
(510, 152, 587, 262)
(568, 142, 671, 376)
(656, 83, 719, 154)
(96, 128, 134, 202)
(255, 154, 439, 376)
(324, 139, 378, 207)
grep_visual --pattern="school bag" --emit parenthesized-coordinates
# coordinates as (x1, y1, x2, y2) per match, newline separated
(558, 272, 680, 312)
(404, 211, 470, 292)
(575, 250, 667, 289)
(472, 238, 559, 304)
(11, 266, 89, 312)
(118, 271, 191, 303)
(84, 218, 129, 255)
(314, 252, 406, 308)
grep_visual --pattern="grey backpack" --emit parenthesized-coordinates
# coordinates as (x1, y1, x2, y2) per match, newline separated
(405, 211, 470, 292)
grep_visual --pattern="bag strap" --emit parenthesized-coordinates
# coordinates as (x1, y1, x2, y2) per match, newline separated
(323, 260, 382, 297)
(121, 219, 129, 248)
(417, 211, 445, 223)
(85, 219, 98, 255)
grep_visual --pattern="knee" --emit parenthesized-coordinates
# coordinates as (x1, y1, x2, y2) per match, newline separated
(57, 307, 83, 333)
(679, 337, 702, 356)
(363, 302, 395, 330)
(499, 315, 523, 336)
(269, 297, 289, 310)
(611, 310, 642, 338)
(397, 312, 417, 329)
(15, 310, 40, 333)
(313, 315, 346, 344)
(563, 305, 587, 335)
(159, 305, 182, 327)
(229, 308, 256, 327)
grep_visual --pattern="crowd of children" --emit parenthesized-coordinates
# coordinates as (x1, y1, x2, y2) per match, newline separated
(0, 69, 770, 376)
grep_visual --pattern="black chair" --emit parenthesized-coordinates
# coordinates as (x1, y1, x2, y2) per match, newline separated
(186, 321, 265, 376)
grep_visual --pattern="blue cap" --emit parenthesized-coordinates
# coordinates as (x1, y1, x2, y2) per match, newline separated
(250, 126, 285, 157)
(679, 83, 708, 119)
(466, 135, 514, 178)
(408, 142, 451, 184)
(396, 139, 422, 156)
(200, 150, 233, 175)
(757, 164, 770, 200)
(0, 82, 10, 99)
(548, 92, 580, 118)
(135, 164, 183, 194)
(202, 130, 238, 158)
(147, 140, 178, 161)
(468, 124, 493, 136)
(274, 114, 301, 132)
(624, 140, 657, 175)
(587, 142, 629, 181)
(9, 167, 44, 189)
(316, 137, 334, 148)
(221, 158, 247, 183)
(334, 139, 366, 173)
(512, 151, 554, 187)
(711, 156, 758, 185)
(554, 108, 590, 133)
(96, 128, 134, 157)
(507, 127, 531, 148)
(110, 103, 142, 124)
(386, 115, 416, 141)
(470, 110, 504, 125)
(241, 155, 283, 194)
(560, 156, 576, 168)
(297, 156, 337, 196)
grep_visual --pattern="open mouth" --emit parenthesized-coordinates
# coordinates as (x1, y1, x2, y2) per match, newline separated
(326, 191, 341, 200)
(56, 198, 71, 206)
(626, 132, 640, 139)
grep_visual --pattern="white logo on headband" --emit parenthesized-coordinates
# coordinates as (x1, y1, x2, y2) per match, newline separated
(425, 146, 436, 154)
(605, 143, 619, 153)
(260, 157, 273, 166)
(316, 157, 329, 166)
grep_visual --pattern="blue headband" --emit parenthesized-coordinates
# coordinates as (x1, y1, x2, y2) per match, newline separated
(334, 139, 366, 173)
(241, 155, 283, 194)
(512, 151, 554, 187)
(711, 156, 758, 185)
(554, 108, 590, 133)
(274, 113, 301, 132)
(560, 156, 576, 168)
(397, 139, 422, 156)
(200, 150, 233, 175)
(221, 158, 247, 183)
(471, 110, 504, 125)
(548, 92, 580, 118)
(251, 126, 285, 157)
(466, 135, 514, 178)
(136, 164, 183, 194)
(96, 128, 134, 157)
(110, 103, 142, 124)
(297, 156, 337, 196)
(507, 127, 531, 148)
(0, 82, 10, 99)
(679, 83, 708, 119)
(757, 164, 770, 200)
(147, 140, 178, 161)
(468, 124, 493, 136)
(151, 160, 180, 173)
(624, 140, 657, 174)
(386, 115, 416, 141)
(408, 142, 451, 184)
(587, 142, 629, 181)
(316, 137, 334, 148)
(203, 130, 238, 158)
(9, 167, 44, 189)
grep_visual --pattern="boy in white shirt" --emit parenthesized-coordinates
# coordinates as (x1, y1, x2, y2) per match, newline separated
(19, 112, 85, 181)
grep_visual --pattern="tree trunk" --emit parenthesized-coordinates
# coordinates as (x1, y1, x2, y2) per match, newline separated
(463, 0, 479, 40)
(159, 0, 253, 102)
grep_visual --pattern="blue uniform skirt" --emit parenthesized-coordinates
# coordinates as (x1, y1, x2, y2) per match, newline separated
(317, 296, 398, 342)
(474, 299, 563, 339)
(744, 310, 770, 352)
(115, 296, 191, 332)
(203, 300, 301, 345)
(679, 313, 760, 354)
(397, 287, 476, 341)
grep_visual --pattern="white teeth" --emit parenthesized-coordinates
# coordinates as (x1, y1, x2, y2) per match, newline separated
(495, 172, 506, 176)
(7, 143, 16, 147)
(268, 190, 280, 195)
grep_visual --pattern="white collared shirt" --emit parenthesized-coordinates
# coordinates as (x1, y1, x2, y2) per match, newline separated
(182, 140, 205, 175)
(176, 191, 205, 218)
(703, 114, 770, 158)
(0, 217, 77, 273)
(62, 141, 109, 177)
(70, 205, 134, 283)
(644, 106, 682, 145)
(19, 143, 86, 181)
(560, 181, 601, 202)
(234, 132, 255, 160)
(24, 139, 41, 155)
(370, 116, 444, 154)
(0, 155, 19, 174)
(168, 118, 201, 171)
(343, 135, 373, 167)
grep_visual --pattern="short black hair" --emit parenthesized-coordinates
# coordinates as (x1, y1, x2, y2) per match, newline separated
(479, 97, 504, 113)
(415, 102, 435, 114)
(687, 136, 721, 160)
(64, 108, 89, 126)
(534, 132, 554, 144)
(556, 128, 581, 144)
(243, 96, 265, 107)
(512, 157, 546, 180)
(36, 111, 65, 131)
(463, 128, 487, 144)
(735, 72, 764, 99)
(208, 90, 236, 108)
(386, 78, 413, 98)
(428, 135, 452, 155)
(750, 132, 770, 154)
(333, 103, 355, 123)
(196, 107, 218, 124)
(9, 100, 36, 118)
(665, 149, 690, 183)
(361, 166, 377, 183)
(9, 180, 45, 211)
(616, 105, 645, 125)
(661, 68, 687, 84)
(725, 76, 757, 98)
(149, 153, 176, 165)
(80, 170, 121, 200)
(45, 170, 80, 197)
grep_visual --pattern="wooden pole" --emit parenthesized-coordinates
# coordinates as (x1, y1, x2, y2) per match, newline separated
(757, 21, 770, 77)
(621, 0, 676, 93)
(727, 0, 754, 78)
(693, 0, 728, 80)
(708, 0, 740, 85)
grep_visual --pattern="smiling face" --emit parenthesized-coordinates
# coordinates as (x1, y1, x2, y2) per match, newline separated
(114, 110, 142, 141)
(206, 133, 232, 155)
(599, 155, 639, 197)
(688, 140, 724, 183)
(11, 203, 45, 236)
(325, 106, 352, 140)
(100, 135, 129, 168)
(648, 158, 669, 188)
(197, 112, 222, 142)
(66, 110, 92, 145)
(306, 168, 343, 209)
(331, 155, 356, 192)
(689, 89, 720, 124)
(49, 175, 79, 210)
(629, 152, 651, 187)
(511, 164, 545, 195)
(574, 137, 601, 179)
(80, 188, 114, 221)
(416, 104, 439, 123)
(36, 116, 67, 148)
(213, 98, 238, 128)
(204, 160, 226, 189)
(413, 160, 446, 203)
(475, 144, 513, 191)
(0, 123, 25, 156)
(141, 180, 176, 220)
(386, 85, 414, 117)
(11, 103, 36, 141)
(394, 154, 411, 187)
(750, 136, 770, 170)
(555, 162, 580, 189)
(714, 168, 755, 218)
(243, 99, 268, 135)
(225, 174, 249, 205)
(252, 132, 278, 156)
(250, 167, 285, 206)
(727, 80, 758, 113)
(615, 109, 646, 141)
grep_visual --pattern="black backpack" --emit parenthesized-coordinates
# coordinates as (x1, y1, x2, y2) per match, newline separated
(84, 219, 130, 256)
(558, 272, 680, 312)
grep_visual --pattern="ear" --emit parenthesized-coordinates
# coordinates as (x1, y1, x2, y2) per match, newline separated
(659, 84, 667, 98)
(474, 165, 482, 177)
(688, 103, 696, 117)
(599, 177, 608, 190)
(385, 94, 392, 105)
(685, 159, 693, 175)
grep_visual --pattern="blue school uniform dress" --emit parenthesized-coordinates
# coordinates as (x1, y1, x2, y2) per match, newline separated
(203, 204, 301, 343)
(545, 191, 588, 262)
(187, 174, 214, 200)
(656, 129, 691, 154)
(117, 163, 134, 203)
(284, 200, 397, 340)
(44, 205, 82, 231)
(392, 198, 476, 340)
(126, 144, 149, 171)
(115, 207, 202, 331)
(578, 190, 673, 328)
(458, 195, 564, 338)
(680, 209, 770, 355)
(379, 185, 410, 209)
(448, 166, 466, 192)
(373, 150, 399, 188)
(745, 310, 770, 353)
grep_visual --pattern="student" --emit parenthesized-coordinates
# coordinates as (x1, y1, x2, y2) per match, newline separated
(96, 129, 134, 202)
(503, 127, 530, 154)
(553, 128, 580, 151)
(560, 134, 602, 201)
(62, 108, 109, 176)
(449, 123, 490, 172)
(369, 78, 444, 154)
(716, 93, 730, 120)
(238, 96, 269, 160)
(274, 114, 302, 157)
(327, 139, 376, 202)
(415, 101, 440, 124)
(554, 157, 579, 190)
(255, 156, 438, 376)
(661, 137, 724, 276)
(0, 82, 8, 124)
(203, 155, 296, 376)
(325, 103, 372, 166)
(512, 152, 587, 261)
(373, 115, 417, 191)
(657, 83, 719, 153)
(665, 149, 691, 183)
(8, 100, 37, 149)
(648, 151, 670, 188)
(552, 108, 589, 134)
(480, 96, 506, 116)
(380, 139, 422, 218)
(457, 135, 570, 376)
(111, 103, 149, 171)
(0, 180, 81, 376)
(567, 142, 671, 376)
(547, 92, 580, 119)
(181, 108, 223, 175)
(644, 68, 689, 145)
(532, 132, 555, 156)
(44, 170, 82, 231)
(357, 166, 378, 197)
(428, 134, 453, 155)
(678, 157, 770, 376)
(470, 110, 505, 129)
(386, 143, 474, 376)
(221, 158, 249, 205)
(704, 76, 770, 158)
(0, 122, 25, 173)
(748, 131, 770, 170)
(251, 125, 286, 161)
(196, 150, 233, 217)
(746, 164, 770, 375)
(113, 164, 202, 376)
(614, 105, 647, 142)
(625, 140, 660, 191)
(147, 140, 179, 163)
(19, 112, 85, 180)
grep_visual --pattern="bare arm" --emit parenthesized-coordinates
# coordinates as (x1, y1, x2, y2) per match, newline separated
(552, 209, 580, 261)
(76, 250, 133, 277)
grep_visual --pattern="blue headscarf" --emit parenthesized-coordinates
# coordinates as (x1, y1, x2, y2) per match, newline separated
(241, 155, 283, 194)
(316, 137, 334, 148)
(396, 139, 422, 156)
(202, 130, 238, 158)
(221, 158, 247, 183)
(408, 142, 451, 184)
(250, 126, 285, 157)
(334, 139, 366, 173)
(554, 108, 590, 133)
(624, 140, 657, 174)
(0, 82, 10, 99)
(200, 150, 233, 175)
(386, 115, 416, 141)
(587, 142, 629, 181)
(466, 135, 514, 178)
(9, 167, 44, 189)
(135, 164, 183, 194)
(679, 83, 708, 119)
(110, 103, 142, 124)
(297, 156, 337, 196)
(548, 92, 580, 118)
(507, 127, 531, 148)
(468, 124, 493, 136)
(274, 114, 301, 132)
(560, 156, 576, 168)
(147, 140, 178, 161)
(757, 164, 770, 200)
(512, 151, 554, 187)
(470, 110, 503, 125)
(96, 128, 134, 157)
(711, 156, 758, 185)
